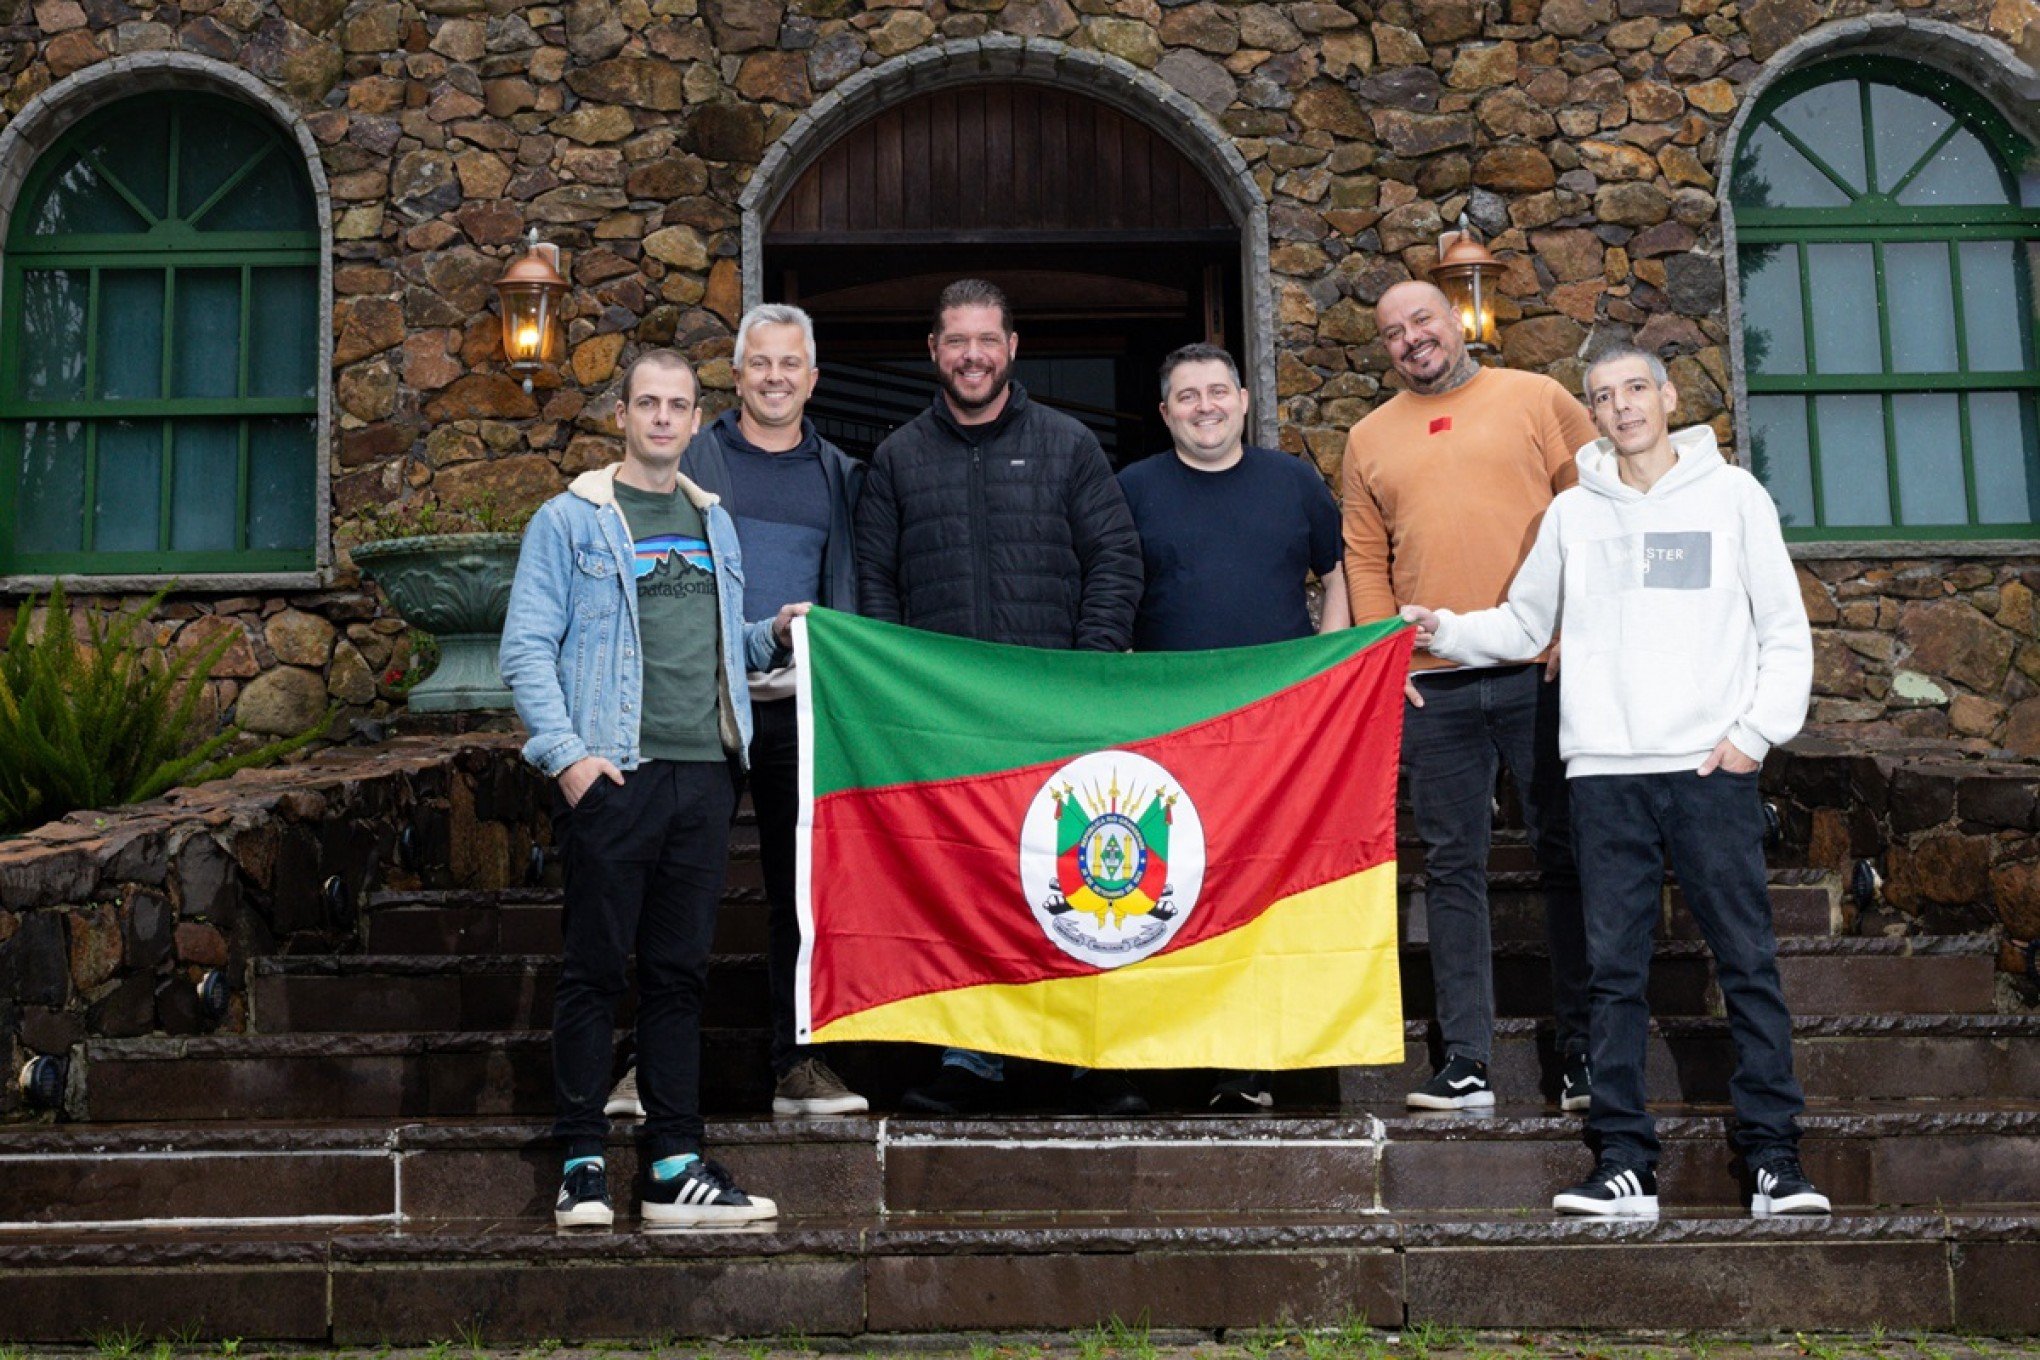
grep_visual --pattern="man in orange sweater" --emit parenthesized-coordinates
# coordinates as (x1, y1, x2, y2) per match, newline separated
(1342, 280, 1598, 1111)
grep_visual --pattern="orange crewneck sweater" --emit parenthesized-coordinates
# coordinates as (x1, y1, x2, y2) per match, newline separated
(1341, 366, 1598, 670)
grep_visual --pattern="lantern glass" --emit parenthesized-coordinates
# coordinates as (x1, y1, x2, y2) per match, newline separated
(1436, 269, 1498, 349)
(499, 285, 560, 370)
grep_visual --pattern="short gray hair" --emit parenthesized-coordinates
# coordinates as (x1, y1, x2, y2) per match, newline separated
(1158, 342, 1243, 401)
(733, 303, 817, 370)
(1582, 343, 1670, 400)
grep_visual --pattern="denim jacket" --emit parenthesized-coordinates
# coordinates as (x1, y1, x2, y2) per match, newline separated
(499, 464, 778, 779)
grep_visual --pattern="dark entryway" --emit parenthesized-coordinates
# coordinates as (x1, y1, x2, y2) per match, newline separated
(760, 82, 1244, 467)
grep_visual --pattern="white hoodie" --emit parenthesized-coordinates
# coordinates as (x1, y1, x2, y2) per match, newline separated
(1427, 425, 1812, 777)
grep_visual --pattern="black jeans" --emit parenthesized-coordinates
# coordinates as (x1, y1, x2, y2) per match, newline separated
(749, 698, 805, 1078)
(552, 759, 735, 1161)
(1403, 664, 1589, 1065)
(1570, 768, 1805, 1170)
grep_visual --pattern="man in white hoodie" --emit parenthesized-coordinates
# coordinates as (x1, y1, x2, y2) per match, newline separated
(1401, 345, 1827, 1221)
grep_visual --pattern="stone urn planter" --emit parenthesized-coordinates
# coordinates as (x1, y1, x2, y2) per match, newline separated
(350, 532, 523, 713)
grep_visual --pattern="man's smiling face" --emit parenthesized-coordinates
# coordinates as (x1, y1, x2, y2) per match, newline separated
(1377, 282, 1469, 392)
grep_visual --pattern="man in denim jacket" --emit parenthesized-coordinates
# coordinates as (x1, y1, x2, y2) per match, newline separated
(501, 348, 805, 1231)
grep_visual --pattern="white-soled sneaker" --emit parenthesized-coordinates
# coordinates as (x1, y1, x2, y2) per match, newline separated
(1751, 1154, 1831, 1216)
(641, 1158, 778, 1228)
(1553, 1160, 1660, 1218)
(554, 1161, 613, 1230)
(604, 1066, 644, 1119)
(1406, 1055, 1495, 1110)
(772, 1057, 869, 1117)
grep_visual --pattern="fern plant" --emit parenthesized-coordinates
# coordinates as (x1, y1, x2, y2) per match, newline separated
(0, 585, 332, 834)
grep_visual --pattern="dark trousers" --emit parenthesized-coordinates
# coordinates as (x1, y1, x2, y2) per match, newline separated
(1403, 664, 1589, 1065)
(552, 759, 735, 1161)
(750, 698, 805, 1078)
(1570, 769, 1806, 1169)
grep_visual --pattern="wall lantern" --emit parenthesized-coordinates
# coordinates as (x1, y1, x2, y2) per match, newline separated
(495, 228, 569, 392)
(1431, 214, 1502, 351)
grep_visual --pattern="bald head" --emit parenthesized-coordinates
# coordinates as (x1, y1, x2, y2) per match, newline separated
(1377, 278, 1472, 394)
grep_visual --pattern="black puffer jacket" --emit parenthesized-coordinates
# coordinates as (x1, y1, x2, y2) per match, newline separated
(854, 383, 1142, 650)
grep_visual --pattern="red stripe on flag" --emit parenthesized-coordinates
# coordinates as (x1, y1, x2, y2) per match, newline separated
(806, 632, 1411, 1030)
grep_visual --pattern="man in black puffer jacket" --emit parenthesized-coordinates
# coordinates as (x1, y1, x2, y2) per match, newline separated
(856, 279, 1142, 651)
(855, 278, 1144, 1116)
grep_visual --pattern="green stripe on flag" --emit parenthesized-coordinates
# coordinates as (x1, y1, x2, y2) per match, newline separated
(802, 609, 1409, 798)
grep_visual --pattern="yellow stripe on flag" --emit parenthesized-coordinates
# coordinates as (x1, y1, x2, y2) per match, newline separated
(809, 862, 1404, 1070)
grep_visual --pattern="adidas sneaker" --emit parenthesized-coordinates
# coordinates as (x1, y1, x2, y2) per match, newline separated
(554, 1159, 613, 1230)
(1406, 1055, 1494, 1110)
(1750, 1154, 1831, 1216)
(641, 1157, 778, 1228)
(1552, 1159, 1659, 1218)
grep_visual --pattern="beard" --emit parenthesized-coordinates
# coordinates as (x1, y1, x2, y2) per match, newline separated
(937, 353, 1013, 414)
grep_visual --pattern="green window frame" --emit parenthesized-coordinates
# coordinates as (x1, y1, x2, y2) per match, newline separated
(0, 92, 321, 576)
(1731, 56, 2040, 541)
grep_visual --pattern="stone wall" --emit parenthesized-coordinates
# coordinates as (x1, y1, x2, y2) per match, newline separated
(2, 0, 2037, 724)
(1768, 731, 2040, 1000)
(1801, 560, 2040, 756)
(0, 734, 548, 1119)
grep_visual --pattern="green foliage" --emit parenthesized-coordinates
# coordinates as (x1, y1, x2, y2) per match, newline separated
(92, 1325, 147, 1360)
(0, 585, 332, 835)
(351, 489, 537, 544)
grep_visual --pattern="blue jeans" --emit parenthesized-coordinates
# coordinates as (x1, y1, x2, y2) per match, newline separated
(1569, 769, 1806, 1169)
(1403, 664, 1588, 1065)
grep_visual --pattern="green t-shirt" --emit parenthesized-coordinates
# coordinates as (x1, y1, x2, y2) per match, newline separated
(614, 482, 725, 762)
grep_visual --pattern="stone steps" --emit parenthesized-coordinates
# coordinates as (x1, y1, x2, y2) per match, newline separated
(78, 1013, 2040, 1121)
(359, 872, 1848, 955)
(5, 1107, 2037, 1230)
(246, 935, 2000, 1035)
(1, 1208, 2033, 1341)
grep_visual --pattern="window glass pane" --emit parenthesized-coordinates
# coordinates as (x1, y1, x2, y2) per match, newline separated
(1883, 242, 1959, 374)
(171, 269, 241, 399)
(97, 270, 165, 401)
(13, 420, 86, 554)
(1806, 244, 1882, 374)
(248, 267, 319, 398)
(1867, 83, 1953, 197)
(1960, 241, 2033, 371)
(93, 420, 163, 553)
(1739, 245, 1806, 375)
(25, 155, 149, 235)
(15, 270, 88, 400)
(82, 114, 169, 222)
(1890, 393, 1967, 525)
(1897, 126, 2011, 207)
(1769, 80, 1867, 196)
(247, 418, 315, 552)
(175, 104, 273, 222)
(1732, 123, 1851, 210)
(198, 151, 316, 233)
(1971, 392, 2040, 526)
(1748, 395, 1814, 528)
(171, 420, 239, 552)
(1816, 394, 1892, 527)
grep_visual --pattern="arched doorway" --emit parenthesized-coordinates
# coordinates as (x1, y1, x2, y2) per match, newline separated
(741, 44, 1270, 467)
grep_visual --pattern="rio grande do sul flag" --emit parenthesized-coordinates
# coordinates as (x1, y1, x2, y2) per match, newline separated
(791, 608, 1412, 1071)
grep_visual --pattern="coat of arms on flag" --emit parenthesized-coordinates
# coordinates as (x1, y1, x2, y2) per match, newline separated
(791, 609, 1413, 1072)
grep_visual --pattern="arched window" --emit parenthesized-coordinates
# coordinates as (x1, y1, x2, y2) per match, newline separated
(0, 91, 320, 575)
(1732, 57, 2040, 539)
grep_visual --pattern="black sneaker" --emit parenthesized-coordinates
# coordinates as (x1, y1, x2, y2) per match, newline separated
(641, 1157, 778, 1227)
(1552, 1159, 1660, 1218)
(1559, 1052, 1592, 1113)
(1750, 1153, 1831, 1217)
(901, 1063, 1003, 1115)
(554, 1160, 613, 1230)
(1406, 1055, 1494, 1110)
(1069, 1069, 1149, 1117)
(1208, 1071, 1275, 1114)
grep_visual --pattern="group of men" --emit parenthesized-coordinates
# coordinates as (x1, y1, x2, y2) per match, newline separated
(500, 273, 1825, 1232)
